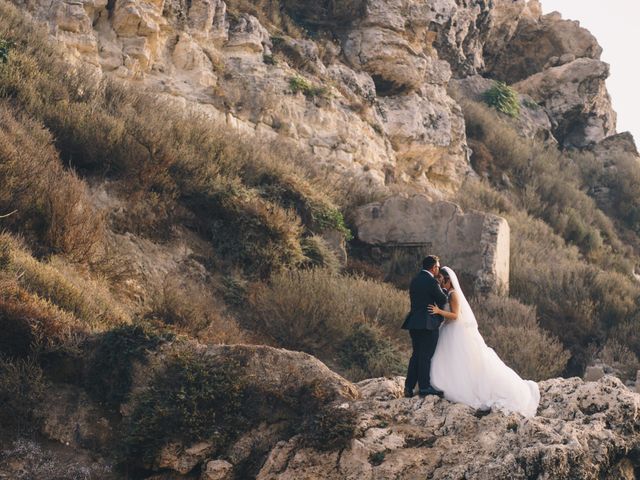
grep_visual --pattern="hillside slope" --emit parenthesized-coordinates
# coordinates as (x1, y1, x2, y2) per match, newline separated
(1, 0, 640, 478)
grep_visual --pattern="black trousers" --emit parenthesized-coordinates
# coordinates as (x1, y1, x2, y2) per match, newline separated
(404, 328, 439, 394)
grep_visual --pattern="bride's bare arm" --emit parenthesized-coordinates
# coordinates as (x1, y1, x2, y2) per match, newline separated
(428, 292, 459, 320)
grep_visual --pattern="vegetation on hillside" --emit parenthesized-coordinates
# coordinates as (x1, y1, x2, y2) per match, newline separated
(1, 0, 640, 471)
(456, 96, 640, 377)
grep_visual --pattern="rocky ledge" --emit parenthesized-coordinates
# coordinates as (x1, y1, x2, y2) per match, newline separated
(260, 375, 640, 480)
(4, 342, 638, 480)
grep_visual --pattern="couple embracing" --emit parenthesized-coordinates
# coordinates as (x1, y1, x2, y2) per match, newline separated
(402, 255, 539, 418)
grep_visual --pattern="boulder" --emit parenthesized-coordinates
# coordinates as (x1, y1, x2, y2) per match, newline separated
(584, 365, 605, 382)
(355, 194, 509, 294)
(39, 384, 114, 453)
(514, 58, 616, 147)
(202, 460, 233, 480)
(225, 14, 271, 54)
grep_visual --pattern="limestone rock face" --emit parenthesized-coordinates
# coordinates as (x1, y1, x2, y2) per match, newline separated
(514, 58, 616, 147)
(354, 194, 509, 294)
(11, 0, 625, 194)
(486, 9, 602, 83)
(257, 375, 640, 479)
(12, 0, 491, 198)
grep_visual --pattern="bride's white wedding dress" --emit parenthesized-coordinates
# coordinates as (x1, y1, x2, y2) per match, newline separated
(430, 267, 540, 417)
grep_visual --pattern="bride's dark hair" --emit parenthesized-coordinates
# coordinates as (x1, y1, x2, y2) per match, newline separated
(440, 268, 451, 282)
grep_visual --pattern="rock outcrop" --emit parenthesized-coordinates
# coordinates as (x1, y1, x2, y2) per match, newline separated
(514, 57, 616, 147)
(485, 8, 602, 83)
(7, 341, 640, 480)
(258, 375, 640, 480)
(355, 194, 509, 294)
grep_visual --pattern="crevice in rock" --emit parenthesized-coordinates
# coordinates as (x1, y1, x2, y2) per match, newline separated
(106, 0, 116, 18)
(371, 75, 407, 97)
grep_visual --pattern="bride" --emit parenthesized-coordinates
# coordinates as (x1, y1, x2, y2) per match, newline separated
(428, 267, 540, 417)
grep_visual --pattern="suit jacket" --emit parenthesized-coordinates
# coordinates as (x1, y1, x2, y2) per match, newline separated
(401, 270, 449, 330)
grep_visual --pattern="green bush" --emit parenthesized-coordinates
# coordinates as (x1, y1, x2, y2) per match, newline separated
(301, 235, 341, 273)
(289, 76, 327, 98)
(339, 323, 404, 381)
(304, 404, 358, 451)
(85, 325, 173, 407)
(121, 352, 246, 464)
(0, 38, 12, 63)
(483, 81, 520, 117)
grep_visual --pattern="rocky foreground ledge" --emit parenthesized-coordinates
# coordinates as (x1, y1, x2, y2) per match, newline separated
(2, 344, 639, 479)
(260, 375, 640, 480)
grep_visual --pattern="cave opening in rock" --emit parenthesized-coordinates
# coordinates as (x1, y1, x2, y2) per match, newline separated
(371, 75, 404, 97)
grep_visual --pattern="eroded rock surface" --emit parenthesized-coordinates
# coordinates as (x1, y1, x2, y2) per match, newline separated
(257, 375, 640, 480)
(486, 8, 602, 83)
(514, 57, 616, 147)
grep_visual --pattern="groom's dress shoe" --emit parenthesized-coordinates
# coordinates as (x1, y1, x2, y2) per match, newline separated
(403, 389, 415, 398)
(419, 386, 444, 398)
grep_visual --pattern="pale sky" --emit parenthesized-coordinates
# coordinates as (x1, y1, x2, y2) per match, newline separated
(540, 1, 639, 145)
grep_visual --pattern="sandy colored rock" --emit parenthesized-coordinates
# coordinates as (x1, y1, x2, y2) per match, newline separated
(257, 376, 640, 479)
(486, 9, 602, 82)
(514, 58, 616, 147)
(355, 194, 509, 294)
(202, 460, 233, 480)
(156, 442, 214, 474)
(39, 384, 113, 453)
(584, 365, 605, 382)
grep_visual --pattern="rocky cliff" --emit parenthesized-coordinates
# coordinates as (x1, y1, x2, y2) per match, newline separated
(8, 0, 626, 294)
(9, 0, 620, 195)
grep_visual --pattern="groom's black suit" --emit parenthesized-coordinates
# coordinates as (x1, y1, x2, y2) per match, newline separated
(402, 270, 448, 395)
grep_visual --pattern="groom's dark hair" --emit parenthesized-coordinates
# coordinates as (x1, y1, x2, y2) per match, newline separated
(422, 255, 439, 270)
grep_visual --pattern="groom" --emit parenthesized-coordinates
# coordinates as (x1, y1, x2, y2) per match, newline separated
(402, 255, 448, 398)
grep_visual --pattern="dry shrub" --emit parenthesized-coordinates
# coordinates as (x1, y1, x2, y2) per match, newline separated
(0, 233, 129, 330)
(460, 97, 621, 257)
(338, 323, 404, 381)
(147, 274, 245, 344)
(0, 273, 81, 357)
(472, 294, 570, 380)
(301, 235, 341, 273)
(0, 356, 45, 432)
(249, 269, 408, 377)
(0, 103, 104, 260)
(599, 339, 640, 382)
(0, 3, 349, 278)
